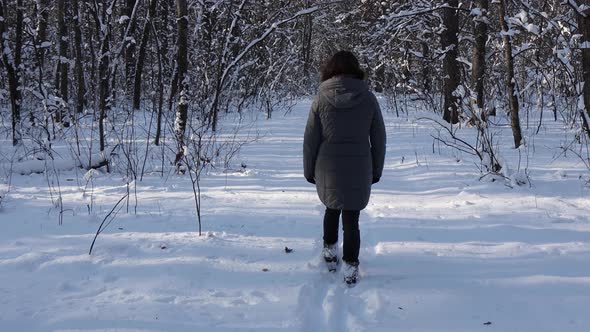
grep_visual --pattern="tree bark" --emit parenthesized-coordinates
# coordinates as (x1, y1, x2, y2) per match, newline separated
(421, 41, 431, 93)
(72, 0, 86, 114)
(499, 0, 523, 148)
(153, 36, 164, 146)
(174, 0, 189, 157)
(441, 0, 461, 124)
(302, 0, 313, 78)
(0, 0, 23, 145)
(154, 1, 168, 146)
(35, 0, 50, 61)
(472, 0, 488, 115)
(56, 0, 69, 125)
(158, 0, 170, 63)
(97, 1, 112, 152)
(132, 0, 157, 111)
(576, 0, 590, 136)
(125, 0, 137, 97)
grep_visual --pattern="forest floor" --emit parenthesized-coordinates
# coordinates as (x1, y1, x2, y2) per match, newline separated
(1, 98, 590, 331)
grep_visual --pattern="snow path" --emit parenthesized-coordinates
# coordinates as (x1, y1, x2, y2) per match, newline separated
(1, 98, 590, 331)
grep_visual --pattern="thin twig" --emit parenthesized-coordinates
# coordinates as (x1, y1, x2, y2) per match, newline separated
(89, 192, 129, 255)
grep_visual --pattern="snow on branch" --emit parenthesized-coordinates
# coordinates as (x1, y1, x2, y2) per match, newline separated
(563, 0, 589, 17)
(113, 0, 142, 59)
(218, 5, 322, 91)
(221, 0, 248, 63)
(384, 3, 470, 21)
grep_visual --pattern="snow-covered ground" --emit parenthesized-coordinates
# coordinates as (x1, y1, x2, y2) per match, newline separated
(1, 98, 590, 331)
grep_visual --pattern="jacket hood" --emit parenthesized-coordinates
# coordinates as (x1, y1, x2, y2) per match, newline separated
(319, 77, 369, 109)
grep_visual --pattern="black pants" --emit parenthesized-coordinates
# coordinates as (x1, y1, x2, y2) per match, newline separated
(323, 208, 360, 264)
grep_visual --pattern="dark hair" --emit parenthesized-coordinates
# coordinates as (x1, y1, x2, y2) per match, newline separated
(320, 51, 365, 82)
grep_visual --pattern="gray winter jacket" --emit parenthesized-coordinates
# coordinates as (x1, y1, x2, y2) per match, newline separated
(303, 76, 386, 210)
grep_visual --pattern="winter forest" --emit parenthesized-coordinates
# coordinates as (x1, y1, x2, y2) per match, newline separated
(2, 0, 590, 331)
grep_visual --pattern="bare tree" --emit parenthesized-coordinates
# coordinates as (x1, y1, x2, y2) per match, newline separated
(0, 0, 23, 145)
(302, 0, 314, 79)
(35, 0, 49, 59)
(498, 0, 523, 148)
(56, 0, 69, 125)
(472, 0, 489, 118)
(132, 0, 157, 111)
(153, 1, 169, 146)
(441, 0, 461, 124)
(72, 0, 86, 115)
(125, 0, 138, 98)
(173, 0, 189, 164)
(95, 0, 115, 153)
(575, 0, 590, 135)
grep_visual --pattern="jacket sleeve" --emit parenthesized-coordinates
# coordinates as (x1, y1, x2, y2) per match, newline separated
(369, 93, 386, 179)
(303, 98, 321, 181)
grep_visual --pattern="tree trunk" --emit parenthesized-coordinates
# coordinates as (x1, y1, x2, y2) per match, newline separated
(154, 44, 164, 146)
(441, 0, 461, 124)
(472, 0, 488, 115)
(125, 0, 137, 97)
(302, 0, 313, 79)
(133, 0, 157, 111)
(0, 0, 23, 145)
(154, 1, 167, 146)
(159, 0, 170, 64)
(98, 2, 112, 152)
(56, 0, 69, 125)
(35, 0, 49, 61)
(576, 0, 590, 136)
(499, 0, 523, 148)
(72, 0, 86, 114)
(174, 0, 189, 158)
(421, 41, 431, 93)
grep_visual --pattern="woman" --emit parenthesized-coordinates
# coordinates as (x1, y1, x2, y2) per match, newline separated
(303, 51, 386, 285)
